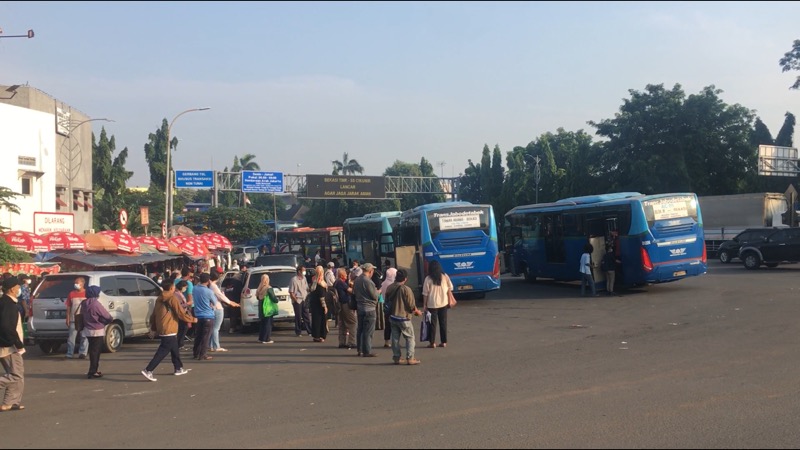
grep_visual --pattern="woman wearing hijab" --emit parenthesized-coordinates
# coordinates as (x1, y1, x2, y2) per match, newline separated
(379, 267, 397, 348)
(81, 286, 113, 379)
(256, 274, 278, 344)
(309, 265, 328, 342)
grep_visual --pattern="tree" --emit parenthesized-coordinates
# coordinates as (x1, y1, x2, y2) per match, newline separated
(92, 128, 133, 231)
(775, 112, 796, 147)
(143, 119, 177, 191)
(238, 153, 260, 172)
(331, 152, 364, 176)
(0, 240, 29, 263)
(590, 83, 755, 195)
(751, 118, 774, 147)
(383, 159, 444, 210)
(183, 207, 269, 243)
(0, 187, 21, 231)
(779, 39, 800, 90)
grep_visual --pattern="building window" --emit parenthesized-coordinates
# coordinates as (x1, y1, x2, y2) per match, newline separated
(73, 192, 80, 211)
(21, 177, 32, 196)
(56, 192, 67, 210)
(83, 193, 90, 212)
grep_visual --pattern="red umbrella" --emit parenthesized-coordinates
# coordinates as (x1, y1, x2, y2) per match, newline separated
(98, 230, 140, 253)
(43, 231, 87, 250)
(136, 235, 170, 252)
(1, 231, 49, 253)
(198, 234, 218, 250)
(169, 236, 193, 246)
(175, 237, 210, 258)
(201, 232, 232, 250)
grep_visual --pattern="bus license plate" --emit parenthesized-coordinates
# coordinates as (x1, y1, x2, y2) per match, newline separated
(673, 270, 687, 277)
(457, 285, 473, 291)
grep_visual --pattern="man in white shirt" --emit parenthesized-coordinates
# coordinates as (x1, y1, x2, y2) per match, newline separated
(579, 243, 597, 297)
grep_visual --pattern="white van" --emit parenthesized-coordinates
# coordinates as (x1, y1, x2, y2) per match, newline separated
(28, 271, 161, 354)
(239, 266, 297, 328)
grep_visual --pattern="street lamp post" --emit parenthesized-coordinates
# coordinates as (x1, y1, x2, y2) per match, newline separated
(59, 118, 114, 216)
(533, 155, 541, 204)
(164, 107, 210, 233)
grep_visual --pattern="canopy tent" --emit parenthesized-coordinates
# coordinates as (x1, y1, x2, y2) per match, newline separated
(48, 251, 185, 273)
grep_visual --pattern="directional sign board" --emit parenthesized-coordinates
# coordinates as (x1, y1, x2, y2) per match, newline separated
(175, 170, 214, 188)
(241, 171, 284, 193)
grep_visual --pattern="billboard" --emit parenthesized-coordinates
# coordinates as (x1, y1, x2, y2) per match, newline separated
(305, 175, 386, 199)
(34, 212, 74, 234)
(241, 171, 284, 193)
(175, 170, 214, 188)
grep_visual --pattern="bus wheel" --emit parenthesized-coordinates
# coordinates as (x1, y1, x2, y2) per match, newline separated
(523, 265, 536, 282)
(742, 253, 761, 270)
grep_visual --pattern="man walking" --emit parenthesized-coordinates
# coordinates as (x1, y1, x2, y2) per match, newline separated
(0, 278, 25, 410)
(289, 266, 311, 337)
(191, 273, 217, 361)
(141, 280, 198, 382)
(354, 263, 379, 357)
(386, 269, 422, 365)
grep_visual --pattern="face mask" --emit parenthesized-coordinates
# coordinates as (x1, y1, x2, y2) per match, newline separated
(25, 280, 31, 285)
(74, 284, 81, 290)
(157, 278, 163, 283)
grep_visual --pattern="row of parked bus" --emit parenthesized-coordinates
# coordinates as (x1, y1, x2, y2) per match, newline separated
(268, 191, 707, 296)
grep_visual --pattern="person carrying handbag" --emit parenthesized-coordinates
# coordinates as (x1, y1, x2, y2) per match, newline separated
(256, 274, 279, 344)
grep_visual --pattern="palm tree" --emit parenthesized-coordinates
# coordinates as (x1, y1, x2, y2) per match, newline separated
(238, 153, 261, 171)
(331, 152, 364, 176)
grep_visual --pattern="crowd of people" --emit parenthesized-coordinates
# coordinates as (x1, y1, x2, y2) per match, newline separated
(0, 256, 458, 409)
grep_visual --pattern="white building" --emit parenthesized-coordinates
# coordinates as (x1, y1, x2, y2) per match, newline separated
(0, 85, 95, 234)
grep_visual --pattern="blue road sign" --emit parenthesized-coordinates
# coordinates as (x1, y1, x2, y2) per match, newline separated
(175, 170, 214, 188)
(241, 171, 284, 193)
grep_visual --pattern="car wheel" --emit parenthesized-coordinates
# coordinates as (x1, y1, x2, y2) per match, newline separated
(765, 263, 779, 268)
(742, 253, 761, 270)
(718, 250, 731, 264)
(38, 341, 57, 354)
(103, 322, 124, 353)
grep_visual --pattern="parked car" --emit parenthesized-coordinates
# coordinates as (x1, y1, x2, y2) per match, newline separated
(28, 271, 161, 354)
(232, 246, 259, 265)
(717, 227, 782, 263)
(739, 227, 800, 270)
(254, 253, 304, 269)
(238, 265, 297, 329)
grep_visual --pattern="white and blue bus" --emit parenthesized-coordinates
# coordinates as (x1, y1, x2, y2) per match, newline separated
(504, 192, 707, 288)
(342, 211, 402, 268)
(395, 202, 501, 297)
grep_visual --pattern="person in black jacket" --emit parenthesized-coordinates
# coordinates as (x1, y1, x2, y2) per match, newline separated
(0, 277, 25, 411)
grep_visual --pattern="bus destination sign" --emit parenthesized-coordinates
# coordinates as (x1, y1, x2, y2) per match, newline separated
(305, 175, 386, 199)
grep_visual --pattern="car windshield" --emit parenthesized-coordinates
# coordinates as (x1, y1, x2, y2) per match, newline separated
(34, 276, 88, 298)
(247, 270, 296, 289)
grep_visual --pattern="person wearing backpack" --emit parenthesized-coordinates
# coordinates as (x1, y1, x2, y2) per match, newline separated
(256, 274, 279, 344)
(141, 280, 198, 382)
(386, 269, 422, 365)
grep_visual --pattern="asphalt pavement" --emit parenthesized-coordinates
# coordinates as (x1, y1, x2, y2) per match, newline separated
(3, 261, 800, 448)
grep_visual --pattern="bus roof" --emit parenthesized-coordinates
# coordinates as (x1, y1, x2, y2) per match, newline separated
(403, 201, 489, 215)
(343, 211, 402, 225)
(506, 192, 698, 217)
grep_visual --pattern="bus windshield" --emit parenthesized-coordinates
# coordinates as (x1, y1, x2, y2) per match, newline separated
(426, 206, 491, 237)
(642, 195, 698, 227)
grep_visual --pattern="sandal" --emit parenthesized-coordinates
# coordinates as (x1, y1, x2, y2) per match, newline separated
(1, 404, 24, 411)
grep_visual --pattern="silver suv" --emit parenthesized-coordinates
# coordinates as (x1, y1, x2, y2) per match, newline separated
(239, 266, 297, 328)
(28, 271, 161, 354)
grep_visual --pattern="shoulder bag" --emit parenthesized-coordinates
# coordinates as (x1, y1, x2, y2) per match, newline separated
(446, 275, 457, 308)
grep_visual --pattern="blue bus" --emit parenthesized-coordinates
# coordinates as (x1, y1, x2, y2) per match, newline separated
(395, 202, 501, 297)
(504, 192, 707, 288)
(342, 211, 402, 268)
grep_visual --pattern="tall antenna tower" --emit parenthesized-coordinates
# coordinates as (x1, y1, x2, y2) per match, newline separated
(437, 161, 446, 177)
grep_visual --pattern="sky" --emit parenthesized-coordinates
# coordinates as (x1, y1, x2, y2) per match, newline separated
(3, 1, 800, 187)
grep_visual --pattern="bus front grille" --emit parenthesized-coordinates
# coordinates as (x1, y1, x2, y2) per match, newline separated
(655, 223, 695, 235)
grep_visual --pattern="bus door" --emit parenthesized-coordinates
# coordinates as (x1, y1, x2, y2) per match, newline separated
(544, 215, 565, 264)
